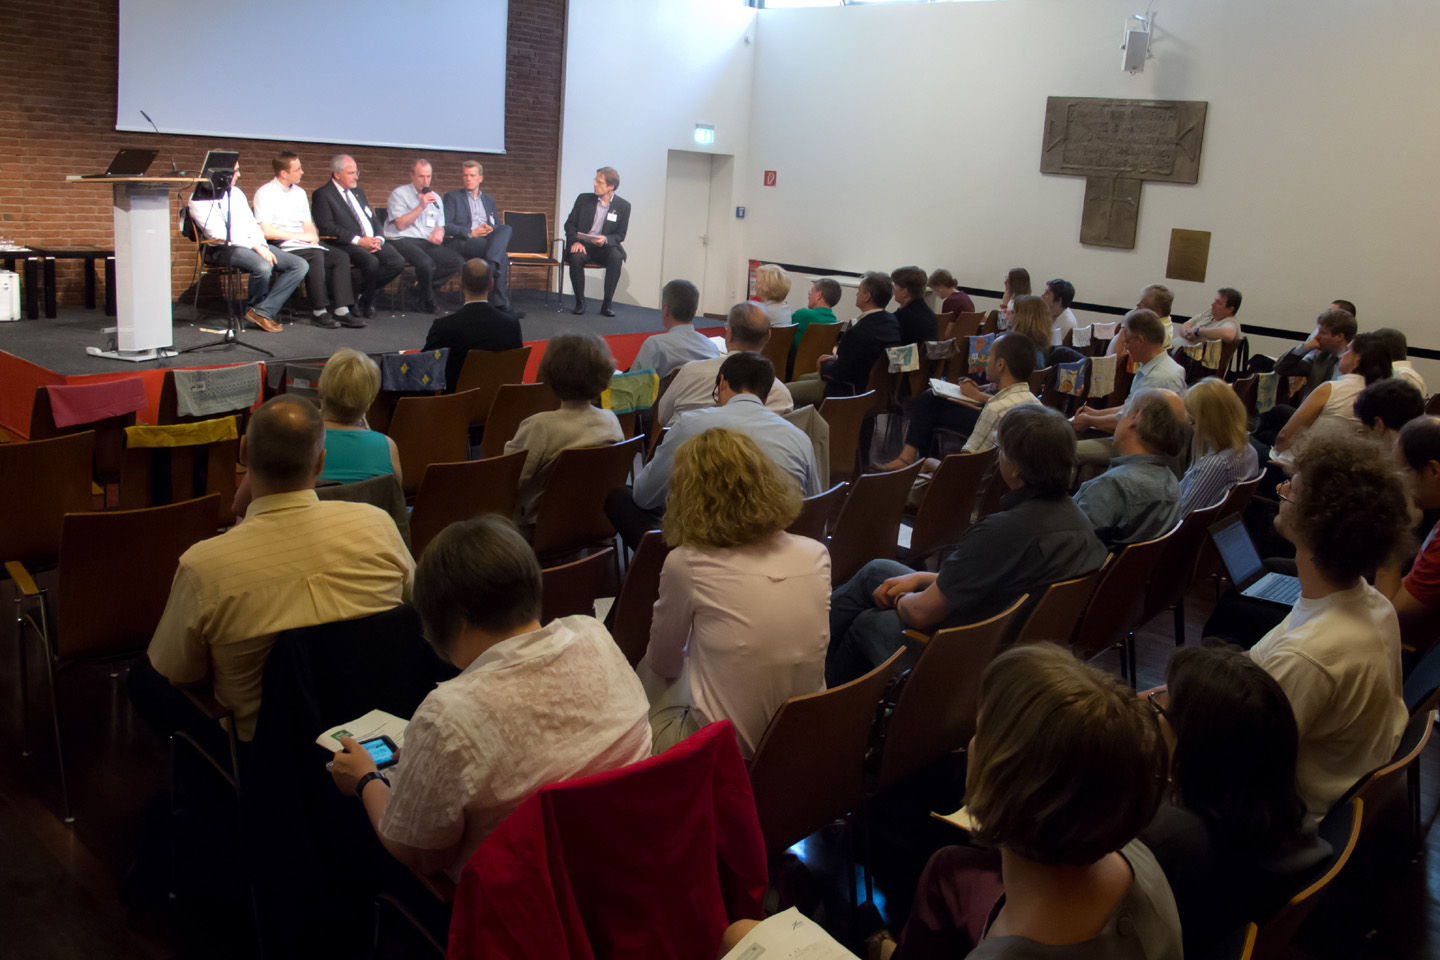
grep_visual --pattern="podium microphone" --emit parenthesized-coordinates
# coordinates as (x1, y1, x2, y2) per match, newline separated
(139, 110, 183, 175)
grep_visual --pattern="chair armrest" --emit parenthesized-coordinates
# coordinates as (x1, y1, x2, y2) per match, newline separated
(182, 685, 233, 723)
(4, 560, 41, 597)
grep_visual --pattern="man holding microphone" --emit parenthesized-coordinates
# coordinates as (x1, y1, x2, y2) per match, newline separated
(384, 159, 463, 314)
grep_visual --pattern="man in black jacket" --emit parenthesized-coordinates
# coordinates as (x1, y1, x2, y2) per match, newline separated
(786, 271, 901, 408)
(422, 259, 523, 390)
(311, 155, 406, 320)
(562, 166, 630, 316)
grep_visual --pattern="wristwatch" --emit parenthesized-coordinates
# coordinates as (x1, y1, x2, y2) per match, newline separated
(355, 771, 390, 799)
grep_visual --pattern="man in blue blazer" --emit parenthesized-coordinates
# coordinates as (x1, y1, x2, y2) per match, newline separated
(562, 166, 630, 316)
(442, 161, 514, 311)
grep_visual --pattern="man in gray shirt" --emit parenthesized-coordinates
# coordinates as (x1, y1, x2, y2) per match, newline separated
(629, 279, 720, 379)
(1075, 389, 1186, 547)
(384, 158, 464, 314)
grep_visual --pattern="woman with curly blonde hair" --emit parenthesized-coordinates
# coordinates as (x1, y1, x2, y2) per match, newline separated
(640, 427, 830, 758)
(751, 263, 792, 327)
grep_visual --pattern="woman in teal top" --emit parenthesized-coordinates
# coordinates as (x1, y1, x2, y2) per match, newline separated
(318, 348, 402, 485)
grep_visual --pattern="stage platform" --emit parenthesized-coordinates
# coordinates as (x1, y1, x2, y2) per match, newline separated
(0, 289, 702, 437)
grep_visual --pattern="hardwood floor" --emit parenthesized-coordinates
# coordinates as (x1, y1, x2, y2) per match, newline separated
(2, 574, 1437, 958)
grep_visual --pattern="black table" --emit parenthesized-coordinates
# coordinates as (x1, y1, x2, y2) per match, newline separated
(1, 250, 39, 320)
(24, 246, 117, 318)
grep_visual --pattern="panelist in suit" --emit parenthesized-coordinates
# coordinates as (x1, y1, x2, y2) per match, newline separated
(384, 158, 464, 314)
(562, 166, 630, 317)
(422, 259, 524, 391)
(442, 161, 515, 313)
(253, 152, 360, 329)
(312, 154, 405, 320)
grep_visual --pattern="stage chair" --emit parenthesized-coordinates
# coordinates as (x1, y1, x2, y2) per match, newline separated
(818, 389, 877, 484)
(605, 529, 671, 667)
(386, 388, 489, 498)
(786, 481, 849, 543)
(475, 382, 561, 460)
(902, 449, 997, 567)
(10, 494, 219, 821)
(180, 212, 244, 323)
(502, 211, 564, 306)
(453, 346, 532, 416)
(409, 451, 526, 559)
(826, 460, 924, 584)
(540, 547, 615, 624)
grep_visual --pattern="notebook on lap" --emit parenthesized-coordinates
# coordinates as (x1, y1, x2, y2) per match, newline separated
(1209, 515, 1302, 607)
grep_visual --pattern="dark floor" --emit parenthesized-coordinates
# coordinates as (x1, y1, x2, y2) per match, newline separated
(0, 287, 668, 376)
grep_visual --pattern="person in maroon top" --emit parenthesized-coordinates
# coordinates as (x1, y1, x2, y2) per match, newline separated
(1378, 415, 1440, 652)
(928, 268, 974, 318)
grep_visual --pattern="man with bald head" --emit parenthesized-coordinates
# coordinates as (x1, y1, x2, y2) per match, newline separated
(130, 396, 414, 745)
(657, 301, 794, 426)
(1074, 389, 1186, 546)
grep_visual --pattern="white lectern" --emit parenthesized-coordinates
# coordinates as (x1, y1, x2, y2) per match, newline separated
(68, 176, 199, 362)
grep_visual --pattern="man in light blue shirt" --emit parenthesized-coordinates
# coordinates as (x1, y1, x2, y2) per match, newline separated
(629, 279, 720, 380)
(605, 352, 820, 549)
(1075, 389, 1186, 546)
(384, 158, 463, 313)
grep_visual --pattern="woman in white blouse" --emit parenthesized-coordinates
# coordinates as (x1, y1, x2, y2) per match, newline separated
(640, 427, 830, 759)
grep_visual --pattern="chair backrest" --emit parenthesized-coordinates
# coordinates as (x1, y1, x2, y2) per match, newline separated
(907, 449, 997, 563)
(1232, 374, 1259, 421)
(1190, 473, 1263, 587)
(0, 431, 95, 570)
(748, 648, 905, 857)
(1028, 365, 1055, 398)
(1248, 796, 1362, 960)
(760, 323, 797, 382)
(501, 211, 554, 258)
(1141, 499, 1226, 627)
(607, 530, 672, 666)
(787, 481, 849, 542)
(477, 382, 561, 460)
(827, 460, 925, 583)
(876, 594, 1029, 791)
(54, 494, 220, 663)
(974, 461, 1010, 521)
(157, 368, 257, 428)
(1071, 531, 1174, 662)
(118, 416, 240, 527)
(28, 385, 134, 486)
(532, 436, 645, 559)
(793, 323, 842, 381)
(541, 548, 615, 624)
(1427, 393, 1440, 417)
(409, 450, 527, 559)
(386, 388, 489, 497)
(934, 312, 956, 340)
(1348, 705, 1434, 836)
(454, 346, 533, 420)
(818, 389, 877, 483)
(951, 311, 985, 341)
(1013, 559, 1111, 647)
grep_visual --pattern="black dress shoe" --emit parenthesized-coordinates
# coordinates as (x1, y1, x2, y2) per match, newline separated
(337, 312, 367, 329)
(421, 299, 439, 314)
(360, 301, 376, 319)
(572, 300, 586, 315)
(311, 311, 341, 329)
(600, 304, 617, 318)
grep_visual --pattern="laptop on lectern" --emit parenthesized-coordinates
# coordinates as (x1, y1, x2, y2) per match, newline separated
(1209, 514, 1303, 607)
(79, 148, 159, 179)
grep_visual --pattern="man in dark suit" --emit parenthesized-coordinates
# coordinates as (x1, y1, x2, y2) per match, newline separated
(423, 259, 524, 391)
(442, 160, 515, 313)
(785, 271, 902, 408)
(312, 154, 405, 319)
(562, 166, 630, 317)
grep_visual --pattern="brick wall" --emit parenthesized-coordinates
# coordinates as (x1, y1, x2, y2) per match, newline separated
(0, 0, 566, 305)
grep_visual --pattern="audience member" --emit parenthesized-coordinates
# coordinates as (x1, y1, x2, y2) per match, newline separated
(891, 265, 939, 346)
(658, 302, 793, 425)
(1008, 294, 1059, 369)
(928, 269, 974, 318)
(1269, 330, 1391, 467)
(130, 397, 414, 743)
(384, 158, 465, 314)
(639, 428, 829, 759)
(1139, 646, 1329, 960)
(1073, 309, 1186, 470)
(1354, 376, 1425, 447)
(751, 263, 792, 327)
(1374, 327, 1426, 394)
(421, 259, 524, 391)
(827, 405, 1107, 685)
(1178, 378, 1258, 514)
(563, 166, 629, 316)
(1042, 278, 1077, 346)
(326, 515, 648, 882)
(1378, 416, 1440, 653)
(441, 161, 514, 311)
(317, 349, 402, 484)
(1272, 306, 1358, 401)
(629, 279, 720, 379)
(886, 643, 1176, 960)
(506, 333, 624, 524)
(789, 277, 841, 366)
(311, 154, 405, 320)
(1107, 284, 1174, 355)
(186, 159, 306, 333)
(1250, 430, 1411, 817)
(1173, 287, 1242, 346)
(787, 270, 901, 408)
(996, 267, 1030, 329)
(878, 332, 1040, 470)
(253, 151, 359, 328)
(609, 352, 819, 550)
(1074, 390, 1186, 547)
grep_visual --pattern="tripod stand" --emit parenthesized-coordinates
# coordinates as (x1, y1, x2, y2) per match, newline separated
(177, 166, 273, 358)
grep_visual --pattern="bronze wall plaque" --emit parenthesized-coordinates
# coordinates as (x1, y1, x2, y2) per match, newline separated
(1166, 229, 1211, 283)
(1040, 97, 1208, 250)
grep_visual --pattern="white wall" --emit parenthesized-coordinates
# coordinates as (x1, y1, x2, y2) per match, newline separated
(559, 0, 757, 311)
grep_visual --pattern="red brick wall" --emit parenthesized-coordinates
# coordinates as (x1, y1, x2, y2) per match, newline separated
(0, 0, 566, 304)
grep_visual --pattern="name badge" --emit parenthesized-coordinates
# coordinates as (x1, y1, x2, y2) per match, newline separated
(606, 212, 618, 222)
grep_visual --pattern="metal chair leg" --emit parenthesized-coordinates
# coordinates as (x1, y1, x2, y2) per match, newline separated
(40, 640, 72, 823)
(1173, 597, 1186, 647)
(16, 594, 30, 757)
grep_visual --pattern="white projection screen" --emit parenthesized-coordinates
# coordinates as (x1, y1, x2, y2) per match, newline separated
(116, 0, 509, 153)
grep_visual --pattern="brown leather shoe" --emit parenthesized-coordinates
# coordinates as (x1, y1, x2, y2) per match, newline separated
(245, 309, 282, 333)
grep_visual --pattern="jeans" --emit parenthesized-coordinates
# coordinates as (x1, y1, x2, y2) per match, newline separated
(445, 223, 513, 307)
(208, 243, 307, 319)
(826, 558, 916, 686)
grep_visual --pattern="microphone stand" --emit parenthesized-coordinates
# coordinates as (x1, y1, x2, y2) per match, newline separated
(177, 171, 273, 357)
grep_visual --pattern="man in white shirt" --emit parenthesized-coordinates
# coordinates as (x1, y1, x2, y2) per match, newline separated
(384, 158, 464, 314)
(1042, 278, 1078, 346)
(186, 160, 307, 333)
(629, 278, 720, 380)
(311, 154, 406, 320)
(253, 152, 361, 329)
(658, 302, 793, 426)
(1173, 287, 1242, 347)
(1374, 327, 1427, 394)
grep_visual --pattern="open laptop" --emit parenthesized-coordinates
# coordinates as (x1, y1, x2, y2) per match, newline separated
(1209, 515, 1303, 606)
(80, 148, 158, 179)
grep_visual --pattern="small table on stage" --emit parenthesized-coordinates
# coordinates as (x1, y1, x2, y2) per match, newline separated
(66, 175, 201, 362)
(25, 246, 118, 318)
(0, 248, 40, 320)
